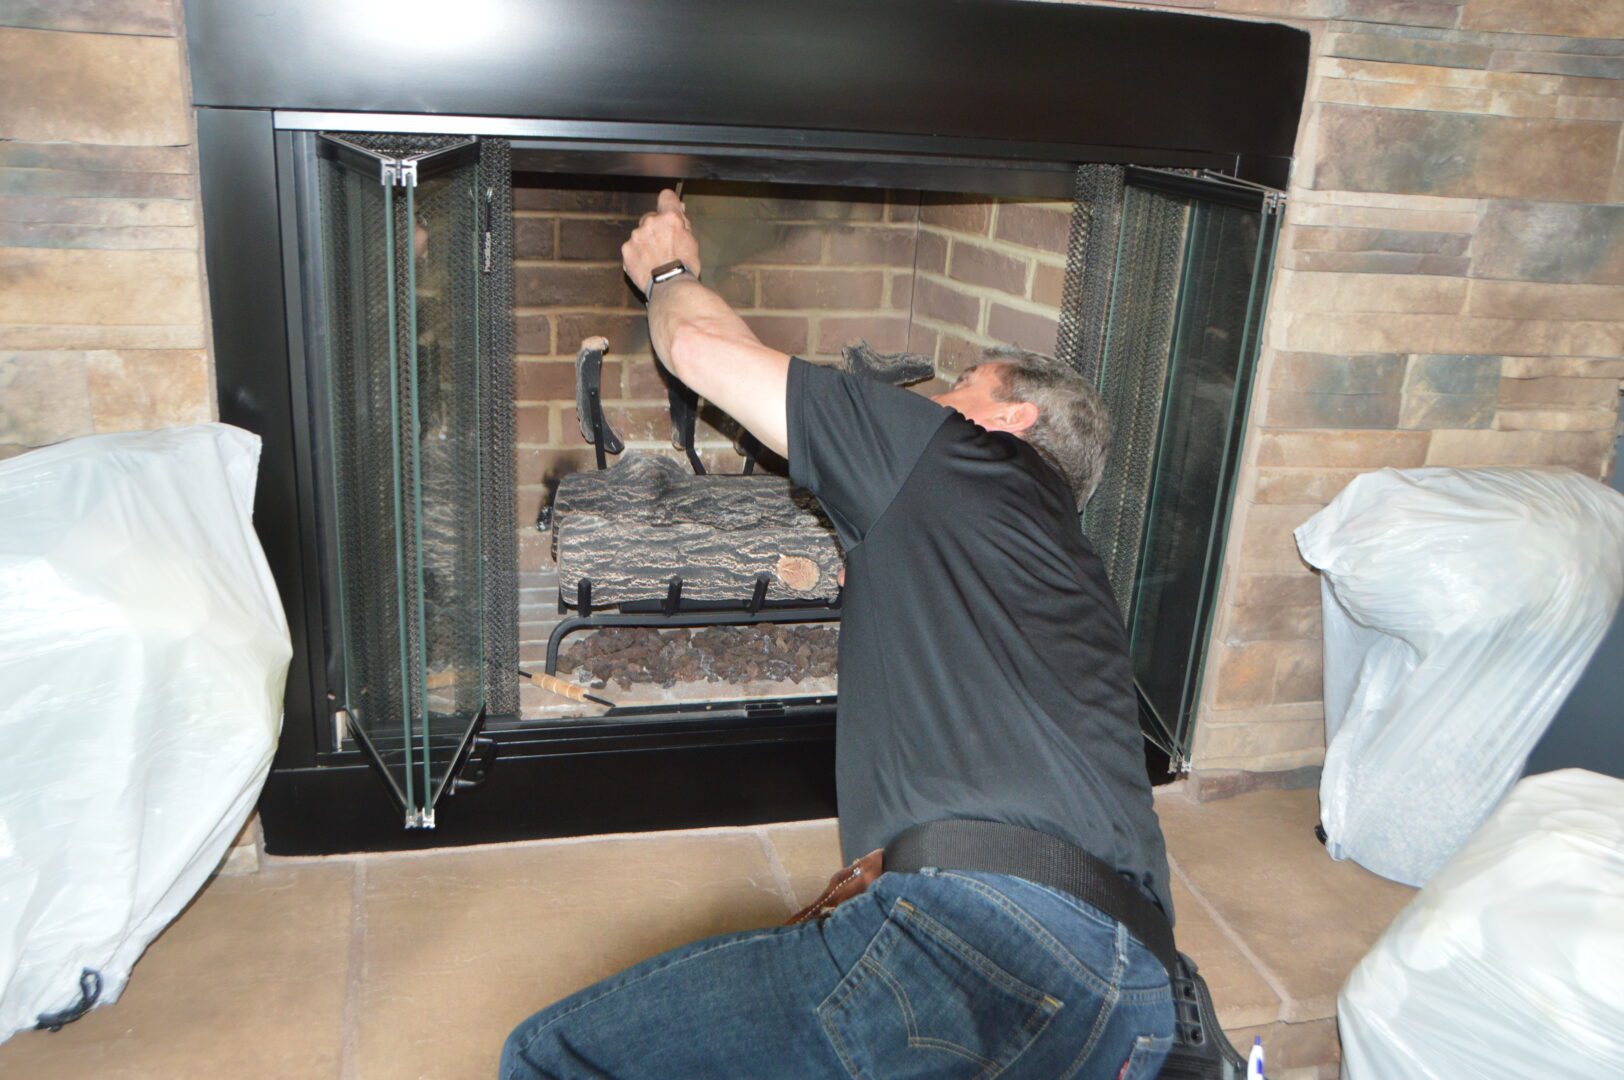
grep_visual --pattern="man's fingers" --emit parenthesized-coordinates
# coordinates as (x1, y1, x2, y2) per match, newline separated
(657, 188, 684, 215)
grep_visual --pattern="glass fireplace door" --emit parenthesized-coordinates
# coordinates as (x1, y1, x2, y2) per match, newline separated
(1084, 171, 1284, 766)
(313, 134, 487, 826)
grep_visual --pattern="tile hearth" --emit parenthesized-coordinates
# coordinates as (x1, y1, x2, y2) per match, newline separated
(0, 788, 1414, 1079)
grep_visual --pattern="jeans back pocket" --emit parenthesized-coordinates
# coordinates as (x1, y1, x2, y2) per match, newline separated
(818, 898, 1062, 1080)
(1118, 1033, 1174, 1080)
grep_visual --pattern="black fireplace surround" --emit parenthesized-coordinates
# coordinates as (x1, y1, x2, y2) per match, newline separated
(184, 0, 1308, 854)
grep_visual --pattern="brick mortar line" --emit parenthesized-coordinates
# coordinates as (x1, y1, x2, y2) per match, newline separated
(511, 259, 912, 270)
(1314, 75, 1624, 113)
(914, 268, 1058, 318)
(1288, 189, 1486, 211)
(1286, 223, 1475, 237)
(513, 208, 906, 219)
(910, 312, 999, 343)
(1316, 53, 1624, 85)
(512, 304, 908, 316)
(941, 235, 1069, 270)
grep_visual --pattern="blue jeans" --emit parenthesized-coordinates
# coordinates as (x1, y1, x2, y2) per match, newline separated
(501, 868, 1174, 1079)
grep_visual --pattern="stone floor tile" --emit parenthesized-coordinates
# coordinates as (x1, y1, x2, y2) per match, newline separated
(1158, 788, 1416, 1023)
(352, 831, 787, 1080)
(763, 818, 843, 910)
(0, 861, 353, 1079)
(1167, 872, 1283, 1031)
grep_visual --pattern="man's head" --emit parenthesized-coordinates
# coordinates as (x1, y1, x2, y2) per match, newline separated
(931, 347, 1110, 507)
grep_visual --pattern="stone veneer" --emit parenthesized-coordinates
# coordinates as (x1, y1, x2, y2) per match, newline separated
(0, 1, 213, 459)
(1107, 0, 1624, 785)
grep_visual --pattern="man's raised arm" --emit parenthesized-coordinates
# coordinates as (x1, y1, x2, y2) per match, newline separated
(621, 189, 791, 457)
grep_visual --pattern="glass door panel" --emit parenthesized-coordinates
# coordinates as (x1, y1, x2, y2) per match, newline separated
(1086, 169, 1283, 764)
(317, 147, 417, 811)
(310, 134, 487, 825)
(1130, 195, 1277, 756)
(406, 161, 487, 806)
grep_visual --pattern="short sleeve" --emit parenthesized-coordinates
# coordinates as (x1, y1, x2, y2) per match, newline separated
(786, 357, 950, 547)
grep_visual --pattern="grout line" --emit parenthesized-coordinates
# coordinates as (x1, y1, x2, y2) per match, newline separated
(338, 859, 368, 1080)
(754, 827, 801, 917)
(1166, 852, 1293, 1025)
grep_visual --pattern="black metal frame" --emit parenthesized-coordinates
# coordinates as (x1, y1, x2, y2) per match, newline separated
(314, 134, 481, 185)
(187, 0, 1308, 854)
(184, 0, 1309, 187)
(544, 604, 842, 678)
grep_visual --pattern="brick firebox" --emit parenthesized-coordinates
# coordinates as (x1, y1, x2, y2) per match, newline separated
(511, 177, 1074, 720)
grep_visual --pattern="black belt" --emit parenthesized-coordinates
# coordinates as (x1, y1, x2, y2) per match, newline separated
(883, 819, 1178, 979)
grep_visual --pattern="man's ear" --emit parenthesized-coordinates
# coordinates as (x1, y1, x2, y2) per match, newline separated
(998, 400, 1040, 435)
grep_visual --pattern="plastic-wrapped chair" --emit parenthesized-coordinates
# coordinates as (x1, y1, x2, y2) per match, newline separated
(0, 425, 290, 1044)
(1340, 769, 1624, 1079)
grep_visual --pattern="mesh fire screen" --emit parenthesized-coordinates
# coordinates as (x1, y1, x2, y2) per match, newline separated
(1081, 184, 1190, 613)
(314, 133, 516, 817)
(1054, 163, 1124, 386)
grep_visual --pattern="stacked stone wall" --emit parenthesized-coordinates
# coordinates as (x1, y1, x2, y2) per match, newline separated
(0, 1, 213, 459)
(1091, 0, 1624, 776)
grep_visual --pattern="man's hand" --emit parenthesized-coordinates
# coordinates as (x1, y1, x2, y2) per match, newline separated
(621, 190, 791, 457)
(621, 189, 702, 297)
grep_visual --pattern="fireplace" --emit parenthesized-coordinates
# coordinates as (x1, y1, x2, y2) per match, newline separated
(185, 0, 1307, 853)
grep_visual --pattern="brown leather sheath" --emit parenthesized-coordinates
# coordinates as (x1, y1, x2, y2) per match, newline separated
(785, 848, 884, 925)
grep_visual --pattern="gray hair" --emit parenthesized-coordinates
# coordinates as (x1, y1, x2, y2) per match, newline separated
(981, 346, 1110, 508)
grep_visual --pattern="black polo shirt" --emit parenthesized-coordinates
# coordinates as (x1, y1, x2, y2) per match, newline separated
(786, 357, 1173, 920)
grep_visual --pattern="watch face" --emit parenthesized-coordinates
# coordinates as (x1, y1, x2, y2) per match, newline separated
(652, 261, 689, 283)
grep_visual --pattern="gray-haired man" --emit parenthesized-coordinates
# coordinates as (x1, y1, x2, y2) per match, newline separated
(502, 190, 1175, 1080)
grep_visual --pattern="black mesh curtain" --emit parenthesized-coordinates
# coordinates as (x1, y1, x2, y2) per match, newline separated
(478, 139, 519, 719)
(1056, 165, 1189, 617)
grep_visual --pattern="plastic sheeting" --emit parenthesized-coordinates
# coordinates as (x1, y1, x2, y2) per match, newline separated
(1296, 467, 1624, 886)
(1340, 769, 1624, 1079)
(0, 425, 290, 1044)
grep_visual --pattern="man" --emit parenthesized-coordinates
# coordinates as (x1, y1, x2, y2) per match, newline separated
(501, 191, 1175, 1080)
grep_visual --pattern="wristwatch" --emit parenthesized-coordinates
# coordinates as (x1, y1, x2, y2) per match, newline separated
(645, 259, 696, 298)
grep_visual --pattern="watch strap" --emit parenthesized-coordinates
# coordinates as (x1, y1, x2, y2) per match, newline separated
(645, 259, 695, 297)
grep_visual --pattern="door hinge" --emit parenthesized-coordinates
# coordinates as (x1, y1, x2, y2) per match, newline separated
(331, 707, 350, 751)
(449, 735, 499, 795)
(381, 157, 419, 187)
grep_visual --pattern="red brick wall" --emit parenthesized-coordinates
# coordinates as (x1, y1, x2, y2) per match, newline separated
(913, 194, 1070, 376)
(509, 177, 1072, 560)
(509, 177, 1071, 717)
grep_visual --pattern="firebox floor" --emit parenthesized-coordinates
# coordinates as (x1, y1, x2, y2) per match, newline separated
(0, 787, 1415, 1079)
